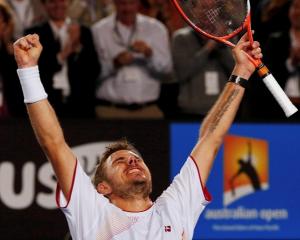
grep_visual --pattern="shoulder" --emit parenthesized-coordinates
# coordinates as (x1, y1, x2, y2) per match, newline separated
(173, 27, 192, 39)
(92, 14, 114, 32)
(25, 21, 49, 34)
(25, 22, 53, 43)
(172, 27, 197, 45)
(137, 14, 167, 32)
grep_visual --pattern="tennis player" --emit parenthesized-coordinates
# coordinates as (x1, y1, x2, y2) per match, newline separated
(13, 33, 262, 239)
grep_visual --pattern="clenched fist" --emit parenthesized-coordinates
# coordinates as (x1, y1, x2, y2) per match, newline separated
(13, 34, 43, 69)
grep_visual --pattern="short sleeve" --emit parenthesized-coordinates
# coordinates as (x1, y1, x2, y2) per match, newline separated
(56, 160, 109, 239)
(157, 156, 212, 238)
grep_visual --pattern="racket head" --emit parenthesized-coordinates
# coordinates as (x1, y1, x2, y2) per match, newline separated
(172, 0, 251, 46)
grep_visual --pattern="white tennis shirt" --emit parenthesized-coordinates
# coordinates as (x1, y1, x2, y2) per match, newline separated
(56, 156, 211, 240)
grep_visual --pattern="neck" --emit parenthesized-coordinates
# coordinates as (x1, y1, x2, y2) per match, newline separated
(117, 16, 136, 27)
(51, 19, 66, 28)
(110, 194, 152, 212)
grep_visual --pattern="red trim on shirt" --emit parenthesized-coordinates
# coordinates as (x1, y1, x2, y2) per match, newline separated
(55, 159, 78, 208)
(190, 155, 212, 202)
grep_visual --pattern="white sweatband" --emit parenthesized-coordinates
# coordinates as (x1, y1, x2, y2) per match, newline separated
(17, 66, 48, 103)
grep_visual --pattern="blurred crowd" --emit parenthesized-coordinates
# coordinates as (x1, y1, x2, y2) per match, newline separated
(0, 0, 299, 121)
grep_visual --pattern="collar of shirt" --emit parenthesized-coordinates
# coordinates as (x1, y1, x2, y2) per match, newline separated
(112, 13, 142, 49)
(49, 18, 71, 48)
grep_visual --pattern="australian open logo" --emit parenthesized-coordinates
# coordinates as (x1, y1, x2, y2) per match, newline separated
(223, 135, 269, 206)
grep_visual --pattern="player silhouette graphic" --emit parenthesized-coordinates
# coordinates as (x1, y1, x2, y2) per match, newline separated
(230, 141, 261, 196)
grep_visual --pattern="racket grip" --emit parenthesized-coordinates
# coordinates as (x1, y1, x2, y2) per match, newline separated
(262, 74, 298, 117)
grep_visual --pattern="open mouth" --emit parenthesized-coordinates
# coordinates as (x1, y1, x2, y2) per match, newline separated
(128, 168, 141, 174)
(126, 167, 143, 175)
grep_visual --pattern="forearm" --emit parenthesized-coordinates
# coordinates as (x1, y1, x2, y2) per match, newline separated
(26, 99, 74, 170)
(147, 33, 172, 74)
(26, 100, 76, 197)
(200, 66, 250, 140)
(18, 66, 74, 195)
(192, 66, 250, 185)
(200, 83, 244, 140)
(27, 100, 65, 149)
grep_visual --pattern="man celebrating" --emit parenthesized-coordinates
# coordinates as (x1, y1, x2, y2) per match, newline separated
(13, 33, 262, 239)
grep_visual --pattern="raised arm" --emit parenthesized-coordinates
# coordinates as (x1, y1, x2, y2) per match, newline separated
(191, 34, 262, 185)
(13, 34, 76, 199)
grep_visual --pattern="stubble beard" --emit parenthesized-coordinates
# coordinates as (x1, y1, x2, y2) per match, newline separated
(111, 178, 152, 200)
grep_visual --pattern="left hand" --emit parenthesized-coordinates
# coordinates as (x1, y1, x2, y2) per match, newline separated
(130, 40, 152, 57)
(232, 33, 263, 79)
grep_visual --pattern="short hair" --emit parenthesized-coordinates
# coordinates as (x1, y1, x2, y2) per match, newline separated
(93, 139, 141, 188)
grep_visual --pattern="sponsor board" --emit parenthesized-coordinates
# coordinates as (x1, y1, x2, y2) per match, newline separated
(171, 123, 300, 239)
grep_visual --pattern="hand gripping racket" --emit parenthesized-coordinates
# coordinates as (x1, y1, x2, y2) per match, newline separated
(172, 0, 298, 117)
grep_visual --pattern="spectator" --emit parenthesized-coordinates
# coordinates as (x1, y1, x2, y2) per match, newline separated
(253, 0, 291, 47)
(172, 27, 234, 120)
(0, 1, 25, 117)
(6, 0, 46, 39)
(25, 0, 100, 118)
(68, 0, 114, 27)
(92, 0, 172, 119)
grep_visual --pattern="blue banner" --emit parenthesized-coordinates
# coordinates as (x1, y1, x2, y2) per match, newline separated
(171, 123, 300, 239)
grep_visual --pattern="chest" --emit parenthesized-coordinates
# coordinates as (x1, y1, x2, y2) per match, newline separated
(91, 206, 183, 240)
(99, 23, 153, 56)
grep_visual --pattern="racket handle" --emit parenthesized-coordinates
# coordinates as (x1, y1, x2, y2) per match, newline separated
(262, 74, 298, 117)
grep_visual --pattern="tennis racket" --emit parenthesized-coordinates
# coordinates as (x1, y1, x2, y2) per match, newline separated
(172, 0, 298, 117)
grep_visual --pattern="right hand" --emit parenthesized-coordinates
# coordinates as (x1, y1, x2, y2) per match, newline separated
(68, 23, 81, 46)
(130, 40, 153, 58)
(13, 34, 43, 69)
(113, 51, 134, 67)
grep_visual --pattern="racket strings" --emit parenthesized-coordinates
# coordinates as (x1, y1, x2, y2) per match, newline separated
(179, 0, 248, 37)
(206, 7, 221, 24)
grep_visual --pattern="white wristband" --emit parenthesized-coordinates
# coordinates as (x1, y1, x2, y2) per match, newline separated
(17, 66, 48, 103)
